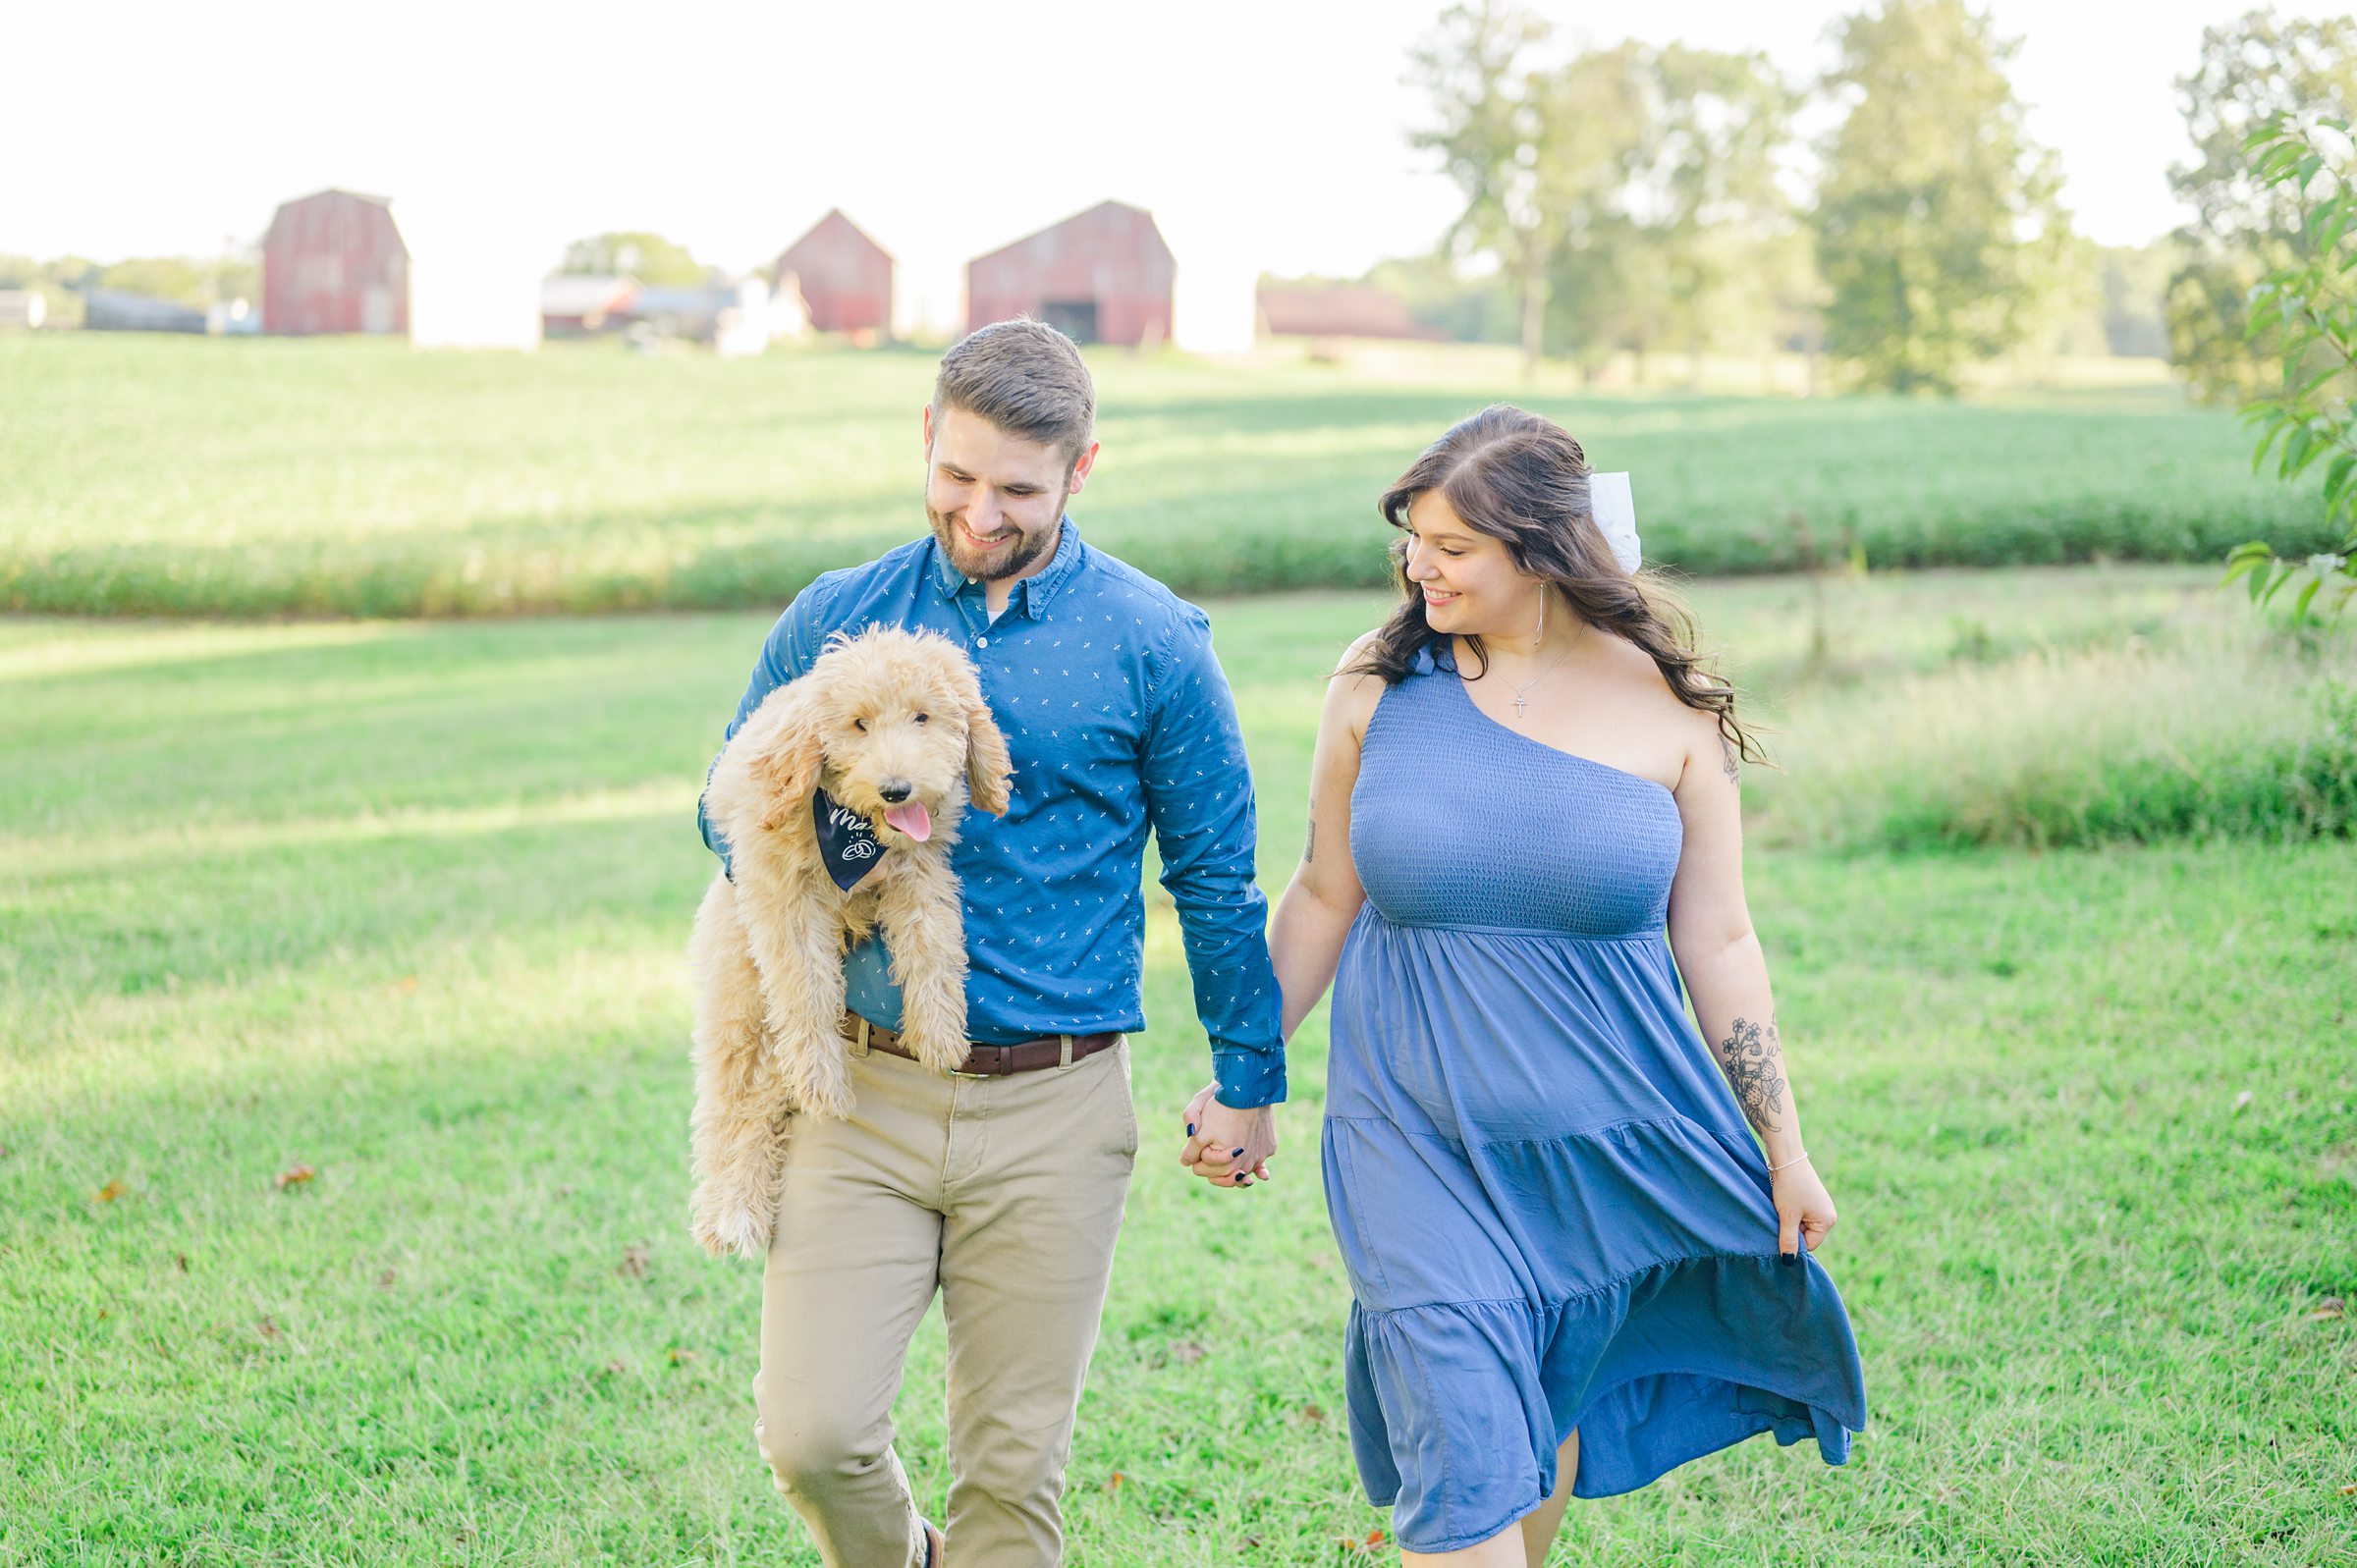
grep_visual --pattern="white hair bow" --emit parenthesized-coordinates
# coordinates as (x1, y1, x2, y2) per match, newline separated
(1590, 471, 1641, 572)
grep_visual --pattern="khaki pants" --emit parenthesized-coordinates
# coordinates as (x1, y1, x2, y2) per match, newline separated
(752, 1036, 1139, 1568)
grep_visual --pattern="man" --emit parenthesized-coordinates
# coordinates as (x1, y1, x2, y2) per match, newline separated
(696, 318, 1283, 1568)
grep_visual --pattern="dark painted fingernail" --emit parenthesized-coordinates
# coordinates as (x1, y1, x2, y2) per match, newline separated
(1233, 1148, 1244, 1158)
(1186, 1123, 1195, 1135)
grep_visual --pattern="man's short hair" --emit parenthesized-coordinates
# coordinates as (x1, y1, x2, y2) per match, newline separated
(931, 318, 1096, 469)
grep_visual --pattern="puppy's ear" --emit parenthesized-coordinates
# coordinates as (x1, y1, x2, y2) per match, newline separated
(963, 689, 1014, 818)
(740, 692, 828, 832)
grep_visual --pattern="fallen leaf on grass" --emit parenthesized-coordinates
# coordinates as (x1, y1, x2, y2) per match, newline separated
(2340, 1483, 2357, 1496)
(618, 1245, 650, 1278)
(2309, 1297, 2346, 1322)
(256, 1317, 282, 1342)
(376, 1269, 397, 1289)
(95, 1179, 127, 1203)
(1298, 1402, 1326, 1425)
(274, 1163, 315, 1190)
(603, 1359, 629, 1377)
(1105, 1471, 1124, 1490)
(1171, 1341, 1206, 1366)
(174, 1254, 189, 1273)
(668, 1348, 697, 1366)
(2232, 1090, 2254, 1113)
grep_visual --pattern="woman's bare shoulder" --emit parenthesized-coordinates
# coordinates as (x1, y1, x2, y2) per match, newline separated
(1328, 629, 1392, 729)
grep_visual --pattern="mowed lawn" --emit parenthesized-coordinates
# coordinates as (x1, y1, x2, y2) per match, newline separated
(0, 334, 2339, 619)
(3, 578, 2354, 1565)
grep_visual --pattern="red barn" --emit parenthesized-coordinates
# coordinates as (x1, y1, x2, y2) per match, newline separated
(965, 200, 1173, 347)
(774, 209, 893, 338)
(262, 189, 410, 336)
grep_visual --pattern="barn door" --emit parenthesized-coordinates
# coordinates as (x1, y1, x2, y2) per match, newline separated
(1040, 299, 1098, 345)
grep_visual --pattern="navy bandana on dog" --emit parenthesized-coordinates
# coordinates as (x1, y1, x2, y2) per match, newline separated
(812, 790, 887, 891)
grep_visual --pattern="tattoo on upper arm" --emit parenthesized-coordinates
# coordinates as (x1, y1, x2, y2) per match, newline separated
(1304, 813, 1317, 864)
(1720, 732, 1740, 784)
(1718, 1015, 1785, 1133)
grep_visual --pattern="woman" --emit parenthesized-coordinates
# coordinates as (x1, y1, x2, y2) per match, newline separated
(1188, 406, 1866, 1564)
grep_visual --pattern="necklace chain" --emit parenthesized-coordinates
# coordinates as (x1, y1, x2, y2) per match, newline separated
(1500, 648, 1568, 721)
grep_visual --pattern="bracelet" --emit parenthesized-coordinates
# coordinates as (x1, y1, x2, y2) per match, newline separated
(1766, 1150, 1811, 1173)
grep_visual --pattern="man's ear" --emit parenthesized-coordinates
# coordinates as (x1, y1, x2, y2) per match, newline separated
(740, 690, 827, 832)
(1066, 438, 1101, 497)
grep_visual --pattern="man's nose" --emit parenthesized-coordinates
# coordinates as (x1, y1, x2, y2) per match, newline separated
(879, 780, 912, 803)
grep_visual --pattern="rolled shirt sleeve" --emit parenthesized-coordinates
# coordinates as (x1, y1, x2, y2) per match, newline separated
(1141, 608, 1288, 1108)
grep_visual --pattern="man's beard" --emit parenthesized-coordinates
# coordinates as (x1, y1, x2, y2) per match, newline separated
(928, 497, 1068, 583)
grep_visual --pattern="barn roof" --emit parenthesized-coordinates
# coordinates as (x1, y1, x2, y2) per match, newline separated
(968, 199, 1165, 268)
(780, 208, 894, 265)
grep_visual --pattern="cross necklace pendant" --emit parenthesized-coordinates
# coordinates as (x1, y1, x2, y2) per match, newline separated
(1503, 649, 1568, 722)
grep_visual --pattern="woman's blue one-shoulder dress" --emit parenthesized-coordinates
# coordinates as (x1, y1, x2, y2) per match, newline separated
(1324, 641, 1868, 1553)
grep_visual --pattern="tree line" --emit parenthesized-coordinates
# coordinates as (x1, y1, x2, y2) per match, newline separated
(1373, 1, 2357, 398)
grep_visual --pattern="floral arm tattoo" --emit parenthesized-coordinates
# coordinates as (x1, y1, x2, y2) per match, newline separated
(1720, 732, 1740, 784)
(1715, 1015, 1786, 1134)
(1304, 812, 1317, 864)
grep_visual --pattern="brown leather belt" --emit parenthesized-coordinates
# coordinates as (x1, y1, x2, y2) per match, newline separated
(840, 1010, 1119, 1076)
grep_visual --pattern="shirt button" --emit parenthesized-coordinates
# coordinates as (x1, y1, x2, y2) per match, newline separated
(975, 636, 988, 648)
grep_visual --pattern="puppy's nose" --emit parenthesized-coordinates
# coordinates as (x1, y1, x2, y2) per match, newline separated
(879, 780, 912, 803)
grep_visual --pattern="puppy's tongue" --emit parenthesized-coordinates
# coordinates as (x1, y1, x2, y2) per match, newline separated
(884, 801, 932, 841)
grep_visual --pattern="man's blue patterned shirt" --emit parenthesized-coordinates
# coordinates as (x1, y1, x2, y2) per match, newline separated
(698, 519, 1286, 1108)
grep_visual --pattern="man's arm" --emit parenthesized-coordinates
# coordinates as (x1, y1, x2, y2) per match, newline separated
(697, 588, 824, 873)
(1140, 608, 1286, 1110)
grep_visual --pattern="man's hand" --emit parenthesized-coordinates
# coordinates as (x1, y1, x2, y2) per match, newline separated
(1178, 1081, 1275, 1188)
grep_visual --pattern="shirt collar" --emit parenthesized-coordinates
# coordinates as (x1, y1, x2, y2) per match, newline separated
(1014, 518, 1084, 620)
(927, 516, 1084, 621)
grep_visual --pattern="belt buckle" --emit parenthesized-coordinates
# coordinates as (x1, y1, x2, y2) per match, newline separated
(949, 1043, 995, 1078)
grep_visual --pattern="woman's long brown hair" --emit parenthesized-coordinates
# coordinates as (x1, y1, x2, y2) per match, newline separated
(1345, 404, 1764, 765)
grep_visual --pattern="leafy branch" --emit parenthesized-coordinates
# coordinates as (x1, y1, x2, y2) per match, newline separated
(2230, 115, 2357, 622)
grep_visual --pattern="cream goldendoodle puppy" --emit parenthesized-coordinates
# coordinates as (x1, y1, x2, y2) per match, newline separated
(688, 626, 1013, 1259)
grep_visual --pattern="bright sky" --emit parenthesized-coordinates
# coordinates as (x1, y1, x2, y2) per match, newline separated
(3, 0, 2336, 345)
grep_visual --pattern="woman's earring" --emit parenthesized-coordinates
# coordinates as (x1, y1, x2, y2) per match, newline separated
(1533, 585, 1548, 650)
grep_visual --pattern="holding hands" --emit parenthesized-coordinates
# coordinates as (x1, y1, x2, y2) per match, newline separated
(1178, 1083, 1275, 1189)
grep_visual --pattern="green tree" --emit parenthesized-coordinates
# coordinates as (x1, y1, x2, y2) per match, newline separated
(2166, 11, 2357, 403)
(2226, 116, 2357, 622)
(1814, 0, 2074, 394)
(1362, 253, 1520, 342)
(557, 232, 707, 286)
(1409, 0, 1560, 372)
(1646, 45, 1799, 385)
(1533, 42, 1658, 376)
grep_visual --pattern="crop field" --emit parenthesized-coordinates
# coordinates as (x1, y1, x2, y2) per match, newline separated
(4, 565, 2352, 1564)
(0, 335, 2340, 618)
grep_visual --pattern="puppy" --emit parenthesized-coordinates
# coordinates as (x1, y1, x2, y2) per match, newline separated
(688, 626, 1013, 1259)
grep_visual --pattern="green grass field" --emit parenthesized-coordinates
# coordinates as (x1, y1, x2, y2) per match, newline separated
(0, 335, 2340, 618)
(5, 570, 2353, 1565)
